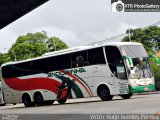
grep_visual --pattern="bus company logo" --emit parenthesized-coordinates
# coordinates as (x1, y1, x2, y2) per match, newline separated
(48, 68, 86, 77)
(112, 0, 124, 12)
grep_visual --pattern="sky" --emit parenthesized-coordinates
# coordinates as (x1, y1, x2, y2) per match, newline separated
(0, 0, 160, 53)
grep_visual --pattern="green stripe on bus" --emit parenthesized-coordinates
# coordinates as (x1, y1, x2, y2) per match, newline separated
(57, 76, 84, 98)
(74, 74, 93, 96)
(129, 84, 155, 93)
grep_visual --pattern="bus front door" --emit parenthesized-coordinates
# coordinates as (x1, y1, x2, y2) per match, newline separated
(116, 60, 129, 94)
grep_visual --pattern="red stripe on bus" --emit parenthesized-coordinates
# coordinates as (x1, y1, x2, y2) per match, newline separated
(4, 77, 67, 99)
(60, 70, 92, 97)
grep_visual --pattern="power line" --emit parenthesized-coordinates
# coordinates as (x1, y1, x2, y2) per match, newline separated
(87, 20, 160, 46)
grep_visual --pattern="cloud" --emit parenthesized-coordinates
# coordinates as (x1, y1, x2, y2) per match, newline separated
(0, 27, 17, 53)
(0, 0, 160, 53)
(33, 26, 80, 47)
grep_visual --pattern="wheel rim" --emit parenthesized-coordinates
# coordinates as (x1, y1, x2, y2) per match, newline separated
(35, 95, 43, 106)
(22, 95, 31, 106)
(102, 89, 108, 97)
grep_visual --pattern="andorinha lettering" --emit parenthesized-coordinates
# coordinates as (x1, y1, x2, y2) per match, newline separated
(48, 68, 86, 77)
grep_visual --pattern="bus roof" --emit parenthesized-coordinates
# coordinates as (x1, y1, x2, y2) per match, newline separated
(1, 42, 142, 66)
(43, 42, 142, 56)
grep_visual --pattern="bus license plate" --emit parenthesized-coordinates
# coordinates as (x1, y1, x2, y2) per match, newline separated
(144, 87, 148, 91)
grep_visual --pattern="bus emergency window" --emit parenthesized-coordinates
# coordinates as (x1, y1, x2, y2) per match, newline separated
(88, 47, 106, 65)
(71, 50, 89, 68)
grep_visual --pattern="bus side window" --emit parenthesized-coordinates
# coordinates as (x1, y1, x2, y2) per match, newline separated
(42, 54, 71, 72)
(88, 47, 106, 65)
(105, 46, 127, 80)
(71, 51, 89, 68)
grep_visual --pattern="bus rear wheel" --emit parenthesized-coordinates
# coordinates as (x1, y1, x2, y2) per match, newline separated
(120, 93, 133, 99)
(98, 86, 113, 101)
(34, 93, 44, 106)
(22, 94, 35, 107)
(58, 98, 67, 104)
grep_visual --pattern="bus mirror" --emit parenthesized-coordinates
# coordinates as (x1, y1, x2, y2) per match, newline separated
(122, 55, 133, 68)
(149, 55, 160, 65)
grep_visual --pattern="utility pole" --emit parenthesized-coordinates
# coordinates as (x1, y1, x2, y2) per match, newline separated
(127, 14, 131, 42)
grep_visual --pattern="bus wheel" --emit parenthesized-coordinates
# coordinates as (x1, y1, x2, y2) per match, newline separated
(44, 100, 54, 105)
(22, 94, 34, 107)
(0, 103, 6, 106)
(98, 85, 113, 101)
(34, 93, 44, 106)
(58, 98, 67, 104)
(120, 93, 133, 99)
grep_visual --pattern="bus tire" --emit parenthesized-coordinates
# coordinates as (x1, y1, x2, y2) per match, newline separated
(44, 100, 54, 105)
(98, 85, 113, 101)
(0, 103, 6, 106)
(120, 93, 133, 99)
(34, 93, 44, 106)
(22, 94, 34, 107)
(58, 98, 67, 104)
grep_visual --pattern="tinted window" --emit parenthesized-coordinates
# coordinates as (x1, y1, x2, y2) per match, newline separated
(105, 46, 127, 80)
(2, 59, 42, 79)
(42, 56, 58, 72)
(57, 54, 71, 70)
(71, 51, 89, 68)
(88, 47, 105, 65)
(42, 54, 71, 72)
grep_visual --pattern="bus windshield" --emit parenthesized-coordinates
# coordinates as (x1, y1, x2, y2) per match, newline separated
(129, 57, 152, 79)
(120, 45, 152, 79)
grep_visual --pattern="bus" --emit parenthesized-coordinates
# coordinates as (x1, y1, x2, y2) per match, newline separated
(0, 42, 155, 107)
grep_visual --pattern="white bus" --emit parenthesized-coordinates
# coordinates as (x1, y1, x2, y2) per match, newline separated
(1, 42, 155, 107)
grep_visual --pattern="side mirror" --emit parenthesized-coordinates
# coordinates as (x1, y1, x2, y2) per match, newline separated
(149, 55, 160, 65)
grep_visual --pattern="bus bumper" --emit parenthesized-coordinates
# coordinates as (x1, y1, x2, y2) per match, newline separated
(129, 84, 155, 93)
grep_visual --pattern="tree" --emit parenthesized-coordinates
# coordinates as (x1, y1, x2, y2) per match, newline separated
(122, 26, 160, 52)
(122, 26, 160, 89)
(7, 32, 68, 61)
(0, 53, 9, 65)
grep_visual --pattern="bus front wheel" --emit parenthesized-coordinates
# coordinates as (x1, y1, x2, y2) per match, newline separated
(58, 98, 67, 104)
(120, 93, 133, 99)
(98, 85, 113, 101)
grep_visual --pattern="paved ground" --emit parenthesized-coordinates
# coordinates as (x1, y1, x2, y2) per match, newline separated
(0, 93, 160, 120)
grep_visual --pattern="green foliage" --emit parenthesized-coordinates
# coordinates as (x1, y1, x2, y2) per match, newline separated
(122, 26, 160, 52)
(0, 32, 68, 64)
(0, 53, 10, 65)
(122, 26, 160, 89)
